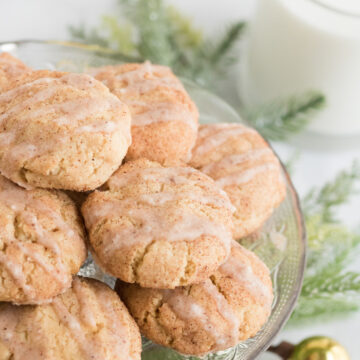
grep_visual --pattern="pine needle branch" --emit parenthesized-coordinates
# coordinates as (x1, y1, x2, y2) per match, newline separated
(303, 161, 360, 222)
(291, 296, 360, 323)
(246, 91, 326, 141)
(303, 272, 360, 296)
(289, 162, 360, 324)
(68, 0, 246, 89)
(208, 22, 246, 65)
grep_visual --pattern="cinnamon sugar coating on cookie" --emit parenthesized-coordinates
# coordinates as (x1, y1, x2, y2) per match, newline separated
(0, 52, 31, 92)
(190, 123, 286, 239)
(0, 70, 131, 191)
(92, 61, 198, 163)
(81, 158, 234, 289)
(0, 175, 87, 304)
(0, 277, 141, 360)
(116, 241, 273, 356)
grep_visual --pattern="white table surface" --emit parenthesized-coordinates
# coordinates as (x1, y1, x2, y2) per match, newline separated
(0, 0, 359, 357)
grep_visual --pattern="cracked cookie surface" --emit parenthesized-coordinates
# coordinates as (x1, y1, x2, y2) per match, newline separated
(190, 123, 286, 239)
(0, 69, 131, 191)
(0, 277, 141, 360)
(81, 158, 234, 289)
(0, 174, 87, 304)
(116, 241, 273, 356)
(91, 61, 198, 164)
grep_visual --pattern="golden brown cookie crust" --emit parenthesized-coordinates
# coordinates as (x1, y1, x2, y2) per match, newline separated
(0, 277, 141, 360)
(92, 62, 199, 164)
(117, 241, 273, 356)
(0, 69, 131, 191)
(82, 158, 234, 289)
(190, 123, 286, 239)
(0, 175, 87, 304)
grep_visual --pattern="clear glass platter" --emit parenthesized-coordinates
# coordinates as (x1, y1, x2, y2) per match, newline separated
(0, 40, 306, 360)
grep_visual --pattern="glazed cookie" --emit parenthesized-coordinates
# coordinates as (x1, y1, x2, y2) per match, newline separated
(0, 69, 131, 191)
(0, 277, 141, 360)
(81, 158, 234, 289)
(117, 241, 273, 356)
(0, 52, 31, 92)
(92, 61, 198, 163)
(190, 123, 286, 239)
(0, 174, 87, 304)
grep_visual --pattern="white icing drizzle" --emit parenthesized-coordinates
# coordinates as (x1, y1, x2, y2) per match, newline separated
(0, 252, 35, 298)
(0, 82, 69, 126)
(84, 166, 233, 254)
(131, 101, 197, 131)
(139, 191, 233, 211)
(215, 163, 279, 188)
(15, 242, 69, 286)
(0, 77, 59, 102)
(219, 244, 272, 305)
(0, 305, 18, 347)
(0, 177, 81, 300)
(114, 61, 184, 95)
(157, 242, 272, 347)
(97, 61, 196, 130)
(106, 166, 234, 211)
(93, 204, 232, 256)
(96, 289, 135, 360)
(107, 166, 200, 189)
(0, 305, 47, 359)
(72, 278, 98, 329)
(52, 297, 102, 359)
(201, 148, 273, 175)
(0, 73, 129, 188)
(52, 279, 134, 360)
(202, 280, 240, 345)
(76, 121, 117, 133)
(162, 280, 239, 346)
(192, 123, 257, 158)
(0, 132, 14, 146)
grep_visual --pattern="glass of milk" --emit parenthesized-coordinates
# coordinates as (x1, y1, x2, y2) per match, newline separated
(239, 0, 360, 138)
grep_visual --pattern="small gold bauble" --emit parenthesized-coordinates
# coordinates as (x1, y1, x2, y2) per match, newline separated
(290, 336, 350, 360)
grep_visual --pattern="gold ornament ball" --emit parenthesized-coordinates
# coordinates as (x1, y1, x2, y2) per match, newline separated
(290, 336, 350, 360)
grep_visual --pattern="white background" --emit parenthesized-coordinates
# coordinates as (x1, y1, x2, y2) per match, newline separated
(0, 0, 359, 358)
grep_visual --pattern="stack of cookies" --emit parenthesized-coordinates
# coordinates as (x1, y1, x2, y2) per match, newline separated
(0, 52, 286, 359)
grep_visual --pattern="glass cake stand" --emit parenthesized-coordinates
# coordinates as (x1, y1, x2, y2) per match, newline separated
(0, 40, 306, 360)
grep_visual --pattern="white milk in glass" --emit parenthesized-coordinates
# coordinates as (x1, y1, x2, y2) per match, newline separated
(240, 0, 360, 136)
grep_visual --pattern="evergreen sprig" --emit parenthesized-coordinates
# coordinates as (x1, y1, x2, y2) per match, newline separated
(246, 91, 326, 141)
(303, 162, 360, 222)
(290, 162, 360, 324)
(69, 0, 245, 88)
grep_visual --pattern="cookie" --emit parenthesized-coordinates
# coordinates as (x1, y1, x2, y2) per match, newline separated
(116, 241, 273, 356)
(0, 52, 31, 92)
(81, 158, 234, 289)
(92, 62, 198, 163)
(0, 277, 141, 360)
(0, 175, 87, 304)
(0, 69, 131, 191)
(190, 123, 286, 239)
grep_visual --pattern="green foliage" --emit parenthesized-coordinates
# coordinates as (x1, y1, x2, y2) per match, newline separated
(303, 162, 360, 222)
(246, 91, 326, 141)
(69, 0, 245, 88)
(290, 162, 360, 324)
(101, 15, 135, 55)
